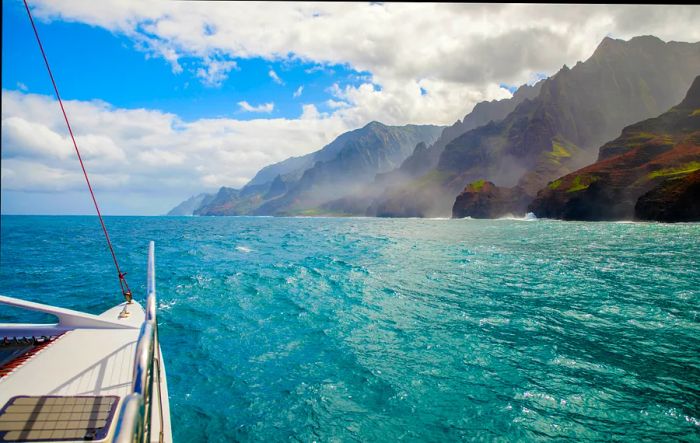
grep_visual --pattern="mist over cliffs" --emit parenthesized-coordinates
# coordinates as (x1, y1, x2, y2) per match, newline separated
(379, 35, 700, 218)
(169, 35, 700, 222)
(187, 122, 442, 216)
(167, 193, 215, 216)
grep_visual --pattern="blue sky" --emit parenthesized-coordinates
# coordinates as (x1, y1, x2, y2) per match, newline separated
(2, 2, 699, 215)
(2, 0, 367, 122)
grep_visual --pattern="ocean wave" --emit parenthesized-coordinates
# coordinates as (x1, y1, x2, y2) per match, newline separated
(495, 212, 538, 221)
(2, 215, 698, 441)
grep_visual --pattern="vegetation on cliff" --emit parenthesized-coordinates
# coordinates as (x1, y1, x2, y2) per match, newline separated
(379, 36, 700, 218)
(529, 76, 700, 221)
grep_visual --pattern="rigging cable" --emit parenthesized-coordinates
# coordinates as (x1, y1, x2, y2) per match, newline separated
(23, 0, 133, 303)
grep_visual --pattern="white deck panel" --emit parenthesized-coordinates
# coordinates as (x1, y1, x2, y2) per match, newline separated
(0, 302, 145, 442)
(0, 328, 139, 402)
(0, 302, 144, 401)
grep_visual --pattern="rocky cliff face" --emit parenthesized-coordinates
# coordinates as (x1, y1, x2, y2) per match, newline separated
(635, 170, 700, 222)
(374, 36, 700, 218)
(529, 76, 700, 221)
(364, 81, 543, 216)
(166, 192, 215, 215)
(394, 81, 544, 178)
(452, 180, 530, 219)
(184, 122, 442, 216)
(255, 122, 442, 215)
(193, 187, 242, 216)
(245, 154, 315, 189)
(244, 122, 391, 189)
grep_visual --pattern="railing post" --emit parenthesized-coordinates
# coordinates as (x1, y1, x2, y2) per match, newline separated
(114, 241, 160, 443)
(147, 241, 156, 311)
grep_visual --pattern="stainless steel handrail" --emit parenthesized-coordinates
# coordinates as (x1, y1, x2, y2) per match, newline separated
(146, 293, 156, 324)
(132, 322, 154, 396)
(114, 241, 161, 443)
(113, 394, 145, 443)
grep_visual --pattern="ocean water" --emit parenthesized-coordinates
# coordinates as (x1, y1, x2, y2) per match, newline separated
(1, 215, 699, 441)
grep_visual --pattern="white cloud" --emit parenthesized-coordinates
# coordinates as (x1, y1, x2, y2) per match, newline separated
(2, 90, 349, 214)
(268, 69, 284, 85)
(27, 2, 700, 125)
(137, 149, 186, 166)
(293, 85, 303, 98)
(2, 116, 74, 160)
(300, 104, 323, 120)
(237, 101, 274, 113)
(325, 99, 350, 109)
(195, 58, 237, 87)
(16, 82, 28, 91)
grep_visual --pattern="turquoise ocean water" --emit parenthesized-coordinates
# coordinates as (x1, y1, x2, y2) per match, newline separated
(1, 215, 699, 441)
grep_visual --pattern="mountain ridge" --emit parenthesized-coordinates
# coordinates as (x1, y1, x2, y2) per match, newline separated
(388, 35, 700, 218)
(184, 121, 442, 216)
(168, 35, 700, 221)
(529, 75, 700, 221)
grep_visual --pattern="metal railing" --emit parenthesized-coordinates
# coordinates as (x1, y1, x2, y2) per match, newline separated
(114, 241, 164, 443)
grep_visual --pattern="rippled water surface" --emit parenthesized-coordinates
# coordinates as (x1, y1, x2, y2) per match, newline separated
(1, 216, 699, 441)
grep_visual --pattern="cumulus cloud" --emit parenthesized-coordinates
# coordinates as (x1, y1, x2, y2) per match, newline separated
(325, 99, 349, 109)
(27, 2, 700, 126)
(300, 104, 324, 120)
(2, 90, 349, 213)
(237, 101, 275, 113)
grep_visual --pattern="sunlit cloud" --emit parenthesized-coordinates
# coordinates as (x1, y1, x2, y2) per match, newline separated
(28, 2, 700, 126)
(238, 101, 275, 113)
(2, 90, 349, 213)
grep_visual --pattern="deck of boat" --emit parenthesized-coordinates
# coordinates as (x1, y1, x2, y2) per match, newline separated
(0, 304, 141, 402)
(0, 300, 171, 442)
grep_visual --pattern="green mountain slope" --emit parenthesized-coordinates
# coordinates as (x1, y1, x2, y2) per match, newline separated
(375, 36, 700, 217)
(529, 75, 700, 221)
